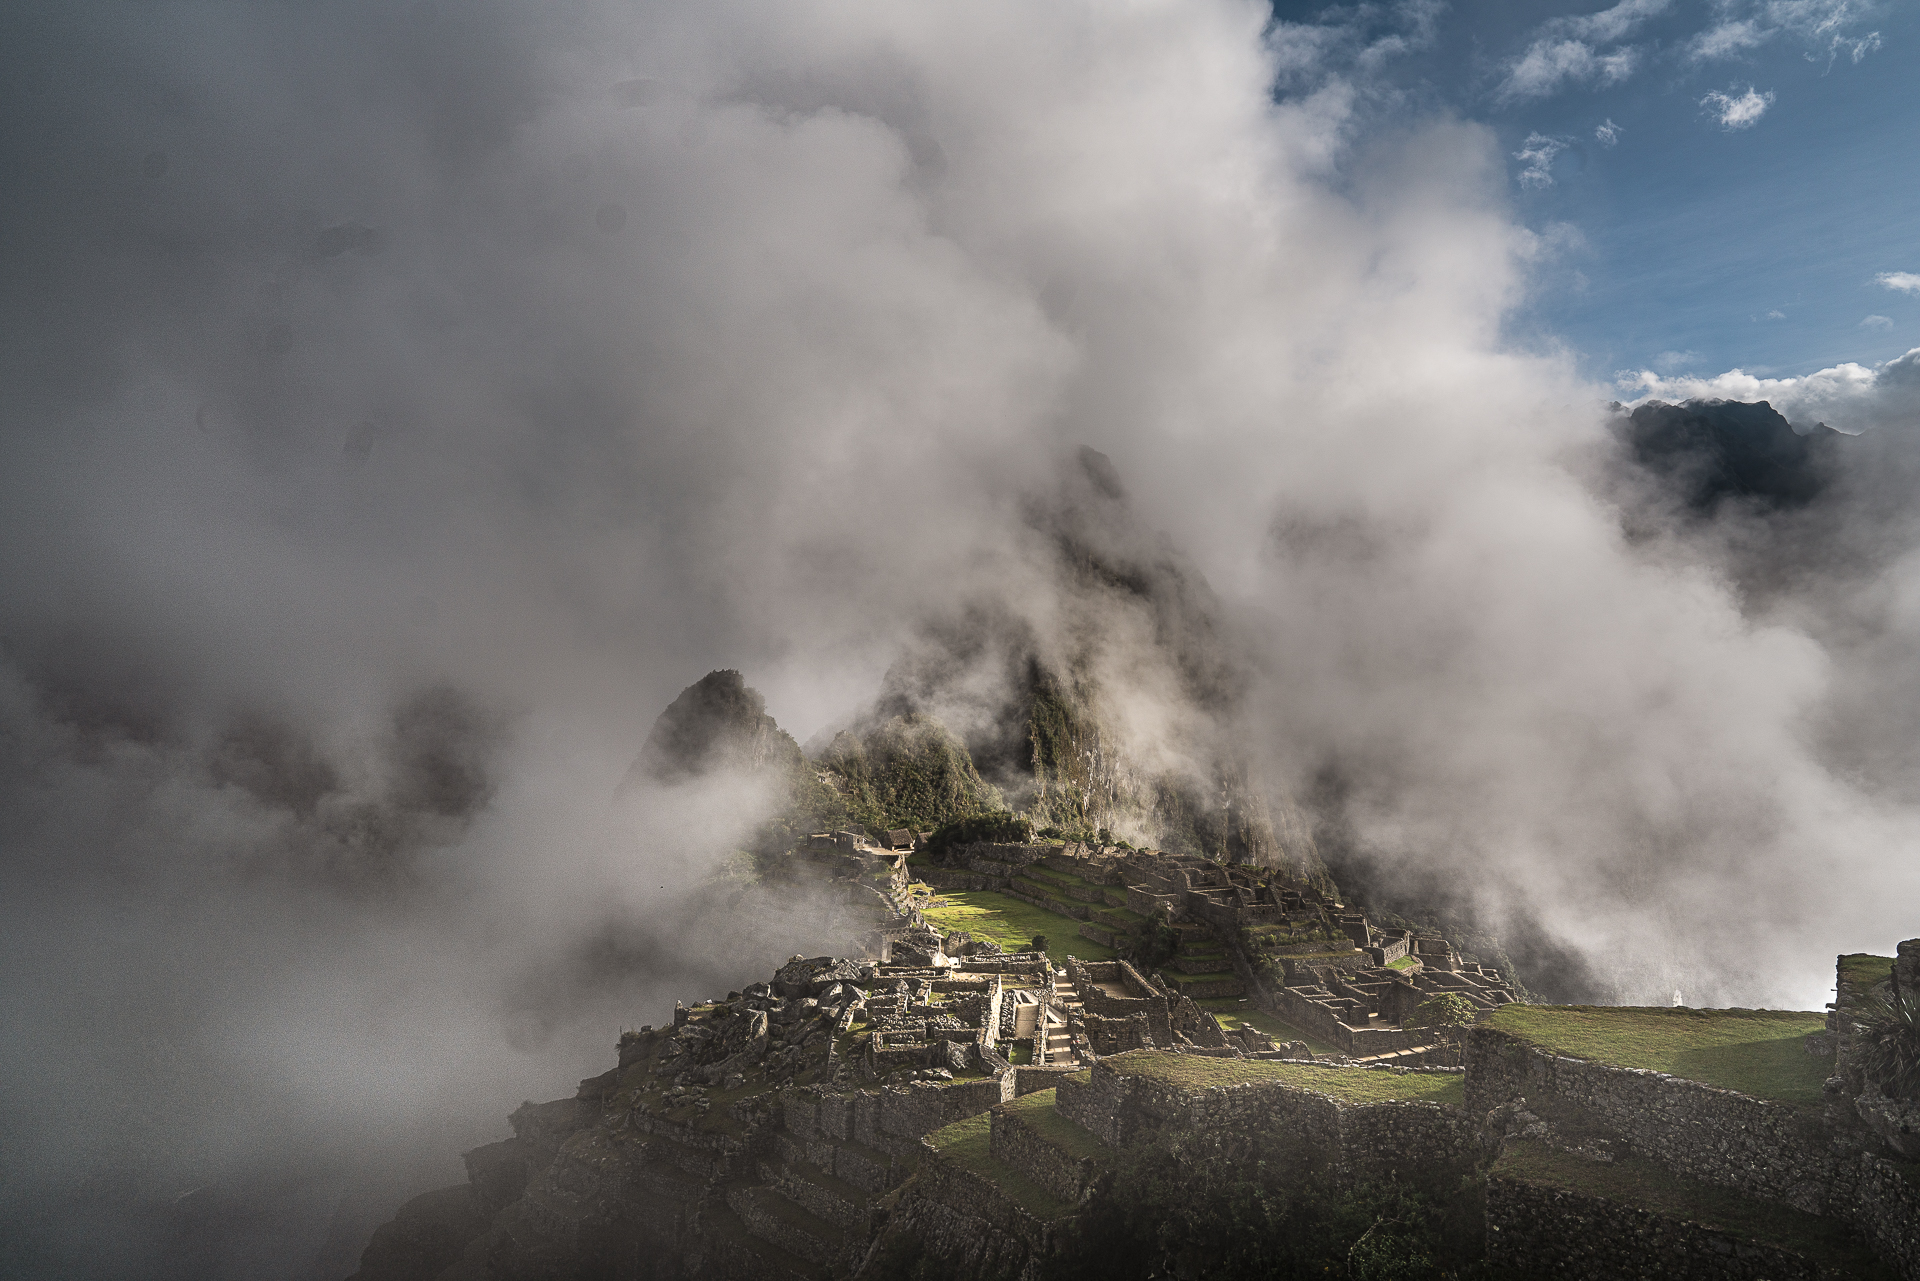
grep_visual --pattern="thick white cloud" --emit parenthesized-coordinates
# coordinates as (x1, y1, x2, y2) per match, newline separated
(1879, 271, 1920, 295)
(5, 2, 1920, 1274)
(1618, 346, 1920, 433)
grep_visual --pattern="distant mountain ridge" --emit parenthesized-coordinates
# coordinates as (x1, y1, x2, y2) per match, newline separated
(1618, 397, 1844, 512)
(625, 447, 1333, 890)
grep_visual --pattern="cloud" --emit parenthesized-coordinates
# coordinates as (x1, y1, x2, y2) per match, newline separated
(1861, 314, 1895, 330)
(1878, 272, 1920, 295)
(4, 3, 1920, 1276)
(1686, 0, 1883, 67)
(1514, 132, 1569, 187)
(1594, 118, 1622, 146)
(1617, 346, 1920, 433)
(1701, 85, 1775, 128)
(1496, 0, 1667, 100)
(1766, 308, 1787, 319)
(1498, 38, 1643, 101)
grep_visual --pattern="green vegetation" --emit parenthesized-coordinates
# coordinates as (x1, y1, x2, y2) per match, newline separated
(1411, 993, 1476, 1029)
(1101, 1051, 1465, 1106)
(1839, 954, 1895, 1008)
(818, 713, 1002, 834)
(919, 889, 1117, 962)
(1388, 954, 1418, 971)
(1854, 990, 1920, 1099)
(1486, 1005, 1830, 1108)
(1494, 1140, 1892, 1277)
(925, 1112, 1073, 1219)
(1121, 917, 1179, 970)
(926, 811, 1033, 854)
(1196, 999, 1339, 1055)
(1000, 1090, 1112, 1167)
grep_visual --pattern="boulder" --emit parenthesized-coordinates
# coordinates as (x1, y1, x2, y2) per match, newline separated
(1856, 1089, 1920, 1159)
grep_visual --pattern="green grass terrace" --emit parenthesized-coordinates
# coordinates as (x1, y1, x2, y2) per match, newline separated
(918, 888, 1118, 962)
(1098, 1050, 1465, 1106)
(924, 1110, 1075, 1219)
(1484, 1004, 1830, 1109)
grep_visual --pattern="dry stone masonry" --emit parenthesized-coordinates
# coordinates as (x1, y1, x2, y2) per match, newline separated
(345, 844, 1918, 1281)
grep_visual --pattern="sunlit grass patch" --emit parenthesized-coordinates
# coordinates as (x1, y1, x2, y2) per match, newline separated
(1486, 1005, 1828, 1108)
(920, 890, 1117, 962)
(1101, 1050, 1464, 1106)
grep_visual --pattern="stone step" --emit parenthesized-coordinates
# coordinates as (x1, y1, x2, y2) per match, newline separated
(696, 1201, 828, 1281)
(725, 1184, 852, 1270)
(822, 1137, 901, 1196)
(758, 1157, 872, 1233)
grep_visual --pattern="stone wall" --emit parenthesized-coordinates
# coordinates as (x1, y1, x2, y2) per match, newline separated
(1053, 1057, 1474, 1190)
(1467, 1029, 1838, 1214)
(1011, 1066, 1084, 1097)
(990, 1108, 1100, 1207)
(1487, 1174, 1830, 1280)
(1467, 1027, 1920, 1278)
(876, 1143, 1055, 1281)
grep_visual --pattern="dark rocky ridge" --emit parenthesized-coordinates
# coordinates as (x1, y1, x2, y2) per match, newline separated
(1617, 397, 1845, 513)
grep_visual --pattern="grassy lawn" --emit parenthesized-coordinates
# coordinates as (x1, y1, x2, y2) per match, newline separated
(1495, 1140, 1891, 1276)
(999, 1089, 1113, 1165)
(1486, 1005, 1829, 1108)
(920, 889, 1118, 962)
(1101, 1050, 1465, 1106)
(925, 1111, 1073, 1218)
(1388, 955, 1417, 971)
(1196, 999, 1340, 1055)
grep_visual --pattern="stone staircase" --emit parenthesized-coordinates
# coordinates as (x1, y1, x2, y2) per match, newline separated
(1044, 972, 1082, 1065)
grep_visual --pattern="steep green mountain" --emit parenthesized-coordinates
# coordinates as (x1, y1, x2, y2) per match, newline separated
(621, 670, 847, 847)
(854, 447, 1335, 891)
(816, 712, 1004, 835)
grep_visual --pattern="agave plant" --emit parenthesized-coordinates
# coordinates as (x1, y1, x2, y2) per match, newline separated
(1854, 989, 1920, 1100)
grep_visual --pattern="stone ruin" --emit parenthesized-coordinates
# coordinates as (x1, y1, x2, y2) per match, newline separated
(916, 837, 1519, 1058)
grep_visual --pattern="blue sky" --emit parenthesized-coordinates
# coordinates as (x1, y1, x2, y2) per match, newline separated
(1273, 0, 1920, 385)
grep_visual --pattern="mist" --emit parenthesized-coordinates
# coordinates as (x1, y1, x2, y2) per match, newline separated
(2, 1, 1916, 1277)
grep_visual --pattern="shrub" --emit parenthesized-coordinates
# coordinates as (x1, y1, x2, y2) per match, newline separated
(1030, 935, 1049, 955)
(1124, 918, 1180, 971)
(1855, 990, 1920, 1099)
(1410, 993, 1477, 1030)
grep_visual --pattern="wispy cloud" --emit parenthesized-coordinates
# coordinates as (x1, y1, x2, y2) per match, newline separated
(1686, 0, 1883, 67)
(1861, 314, 1895, 330)
(1514, 132, 1569, 187)
(1496, 0, 1668, 101)
(1877, 272, 1920, 295)
(1766, 309, 1787, 319)
(1701, 85, 1775, 128)
(1594, 118, 1622, 146)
